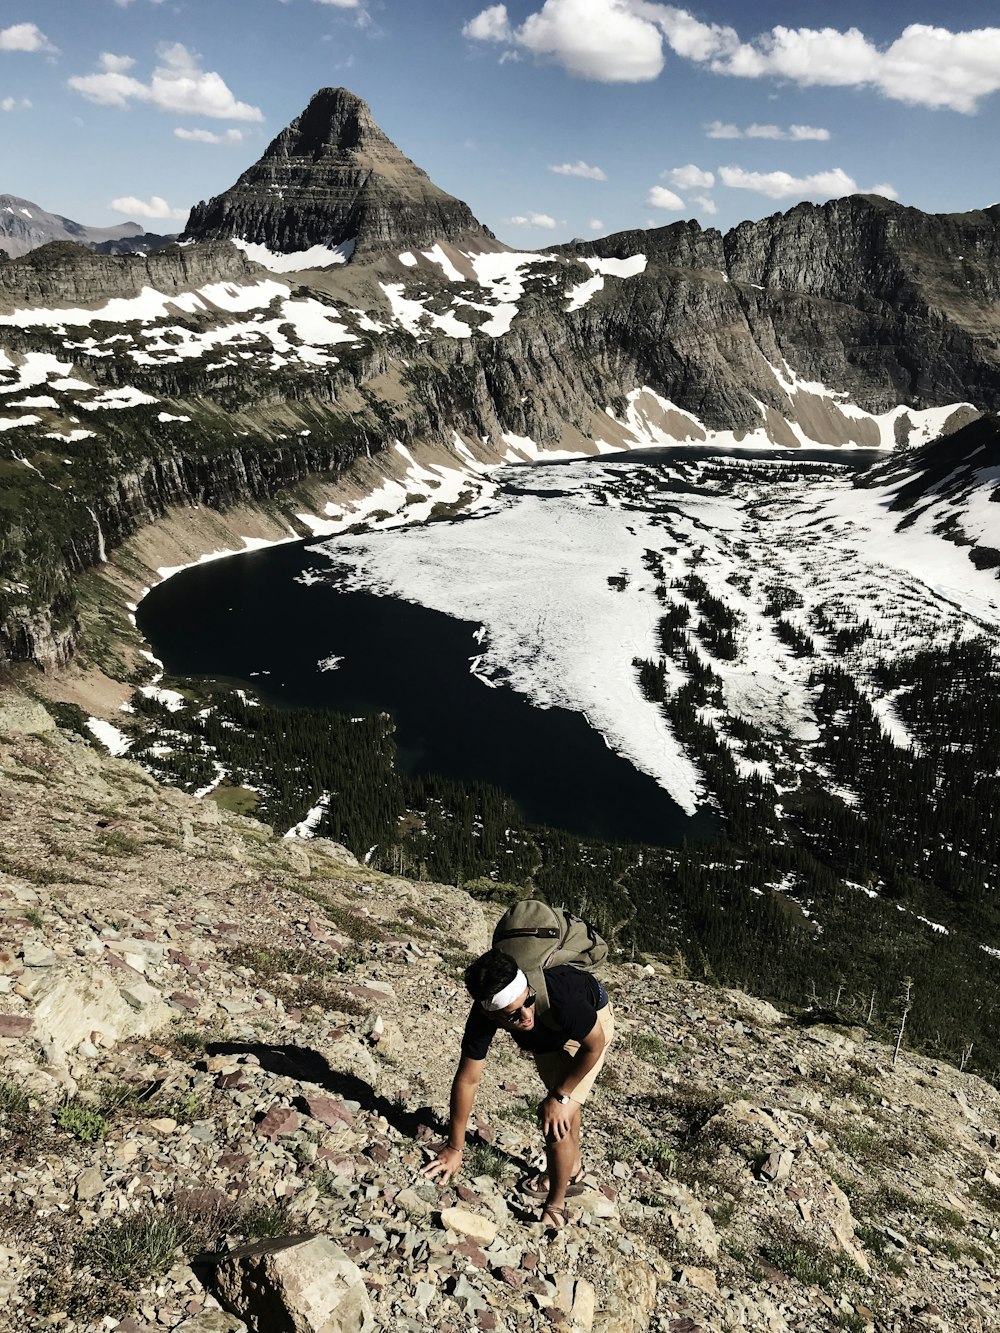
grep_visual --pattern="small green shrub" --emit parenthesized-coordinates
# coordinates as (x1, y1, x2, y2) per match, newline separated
(55, 1101, 110, 1142)
(627, 1032, 670, 1063)
(96, 829, 143, 857)
(606, 1125, 676, 1175)
(0, 1080, 31, 1118)
(465, 1141, 507, 1180)
(500, 1096, 538, 1126)
(172, 1029, 207, 1054)
(232, 1201, 293, 1241)
(761, 1237, 841, 1290)
(158, 1092, 206, 1125)
(760, 1226, 863, 1293)
(77, 1210, 185, 1283)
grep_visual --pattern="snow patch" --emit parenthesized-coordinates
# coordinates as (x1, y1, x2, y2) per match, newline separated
(231, 237, 355, 271)
(86, 717, 132, 756)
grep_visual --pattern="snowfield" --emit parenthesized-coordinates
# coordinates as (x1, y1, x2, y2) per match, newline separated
(308, 446, 1000, 815)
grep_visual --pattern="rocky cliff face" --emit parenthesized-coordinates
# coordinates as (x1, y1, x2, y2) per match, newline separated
(1, 699, 999, 1332)
(184, 87, 495, 257)
(0, 240, 260, 307)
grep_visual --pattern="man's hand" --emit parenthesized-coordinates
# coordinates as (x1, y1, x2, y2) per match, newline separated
(538, 1094, 574, 1141)
(419, 1143, 463, 1184)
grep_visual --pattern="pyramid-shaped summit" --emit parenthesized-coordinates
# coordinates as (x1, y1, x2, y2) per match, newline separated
(183, 87, 494, 257)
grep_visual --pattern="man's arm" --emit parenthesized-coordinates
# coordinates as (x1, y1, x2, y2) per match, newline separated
(539, 1018, 606, 1140)
(419, 1054, 485, 1183)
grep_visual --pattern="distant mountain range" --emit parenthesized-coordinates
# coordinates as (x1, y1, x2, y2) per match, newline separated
(0, 85, 998, 670)
(0, 193, 174, 259)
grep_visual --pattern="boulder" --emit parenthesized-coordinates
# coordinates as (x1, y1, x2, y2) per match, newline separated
(658, 1183, 719, 1264)
(213, 1234, 374, 1333)
(308, 839, 360, 869)
(0, 695, 54, 735)
(595, 1257, 657, 1333)
(30, 964, 171, 1061)
(439, 1207, 498, 1245)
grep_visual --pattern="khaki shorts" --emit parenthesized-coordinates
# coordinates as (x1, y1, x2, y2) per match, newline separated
(533, 1001, 615, 1106)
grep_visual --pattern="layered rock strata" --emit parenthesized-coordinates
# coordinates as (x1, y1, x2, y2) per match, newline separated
(184, 87, 494, 257)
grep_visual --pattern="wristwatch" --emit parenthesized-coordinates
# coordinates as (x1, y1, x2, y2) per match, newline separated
(551, 1091, 571, 1105)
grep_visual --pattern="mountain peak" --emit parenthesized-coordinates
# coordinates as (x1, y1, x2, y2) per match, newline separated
(183, 86, 494, 258)
(284, 87, 386, 155)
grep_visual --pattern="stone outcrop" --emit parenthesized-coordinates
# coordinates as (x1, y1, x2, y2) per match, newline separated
(213, 1235, 374, 1333)
(184, 87, 495, 257)
(0, 239, 259, 308)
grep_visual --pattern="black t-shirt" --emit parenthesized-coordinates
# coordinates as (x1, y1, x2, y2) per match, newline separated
(461, 966, 605, 1061)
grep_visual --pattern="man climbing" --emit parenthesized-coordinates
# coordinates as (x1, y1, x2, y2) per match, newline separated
(420, 945, 615, 1231)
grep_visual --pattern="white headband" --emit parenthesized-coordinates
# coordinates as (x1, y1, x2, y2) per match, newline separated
(482, 969, 528, 1012)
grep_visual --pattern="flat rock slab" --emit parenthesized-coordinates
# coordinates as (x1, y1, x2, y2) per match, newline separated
(439, 1207, 498, 1245)
(300, 1095, 355, 1129)
(213, 1233, 374, 1333)
(176, 1313, 248, 1332)
(257, 1105, 299, 1139)
(0, 1014, 32, 1038)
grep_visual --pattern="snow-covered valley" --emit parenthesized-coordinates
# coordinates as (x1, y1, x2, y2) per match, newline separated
(304, 445, 1000, 816)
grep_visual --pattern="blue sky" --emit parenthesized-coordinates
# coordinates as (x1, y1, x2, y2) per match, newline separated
(3, 1, 999, 245)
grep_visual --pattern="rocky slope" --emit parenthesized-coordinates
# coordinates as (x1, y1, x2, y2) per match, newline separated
(1, 689, 1000, 1333)
(183, 87, 495, 257)
(0, 194, 164, 260)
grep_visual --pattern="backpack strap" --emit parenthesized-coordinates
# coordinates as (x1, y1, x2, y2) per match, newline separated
(496, 927, 560, 940)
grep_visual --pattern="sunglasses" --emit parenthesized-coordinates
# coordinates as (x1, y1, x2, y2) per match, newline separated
(489, 990, 536, 1026)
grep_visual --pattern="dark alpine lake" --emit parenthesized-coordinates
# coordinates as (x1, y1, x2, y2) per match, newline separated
(136, 446, 878, 848)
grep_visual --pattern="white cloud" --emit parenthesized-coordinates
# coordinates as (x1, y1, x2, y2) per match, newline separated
(314, 0, 371, 24)
(647, 185, 684, 210)
(463, 4, 513, 41)
(550, 160, 607, 180)
(110, 194, 188, 220)
(659, 9, 1000, 113)
(589, 218, 604, 229)
(507, 212, 559, 228)
(705, 120, 741, 139)
(691, 193, 717, 215)
(0, 23, 56, 54)
(466, 0, 664, 82)
(716, 165, 897, 202)
(0, 96, 31, 111)
(69, 43, 263, 121)
(705, 119, 830, 140)
(665, 163, 713, 190)
(467, 5, 1000, 111)
(100, 53, 137, 74)
(175, 126, 244, 144)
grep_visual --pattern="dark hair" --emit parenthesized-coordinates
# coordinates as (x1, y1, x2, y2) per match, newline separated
(464, 948, 519, 1002)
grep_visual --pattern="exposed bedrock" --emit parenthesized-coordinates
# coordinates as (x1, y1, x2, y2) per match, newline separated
(184, 87, 494, 257)
(0, 240, 261, 307)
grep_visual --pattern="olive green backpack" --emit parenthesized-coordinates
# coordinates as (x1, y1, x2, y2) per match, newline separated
(491, 899, 608, 1024)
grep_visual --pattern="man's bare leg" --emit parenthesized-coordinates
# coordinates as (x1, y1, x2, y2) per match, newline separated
(542, 1104, 581, 1225)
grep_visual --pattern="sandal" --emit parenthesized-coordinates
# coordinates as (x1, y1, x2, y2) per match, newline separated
(540, 1203, 569, 1232)
(519, 1167, 587, 1199)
